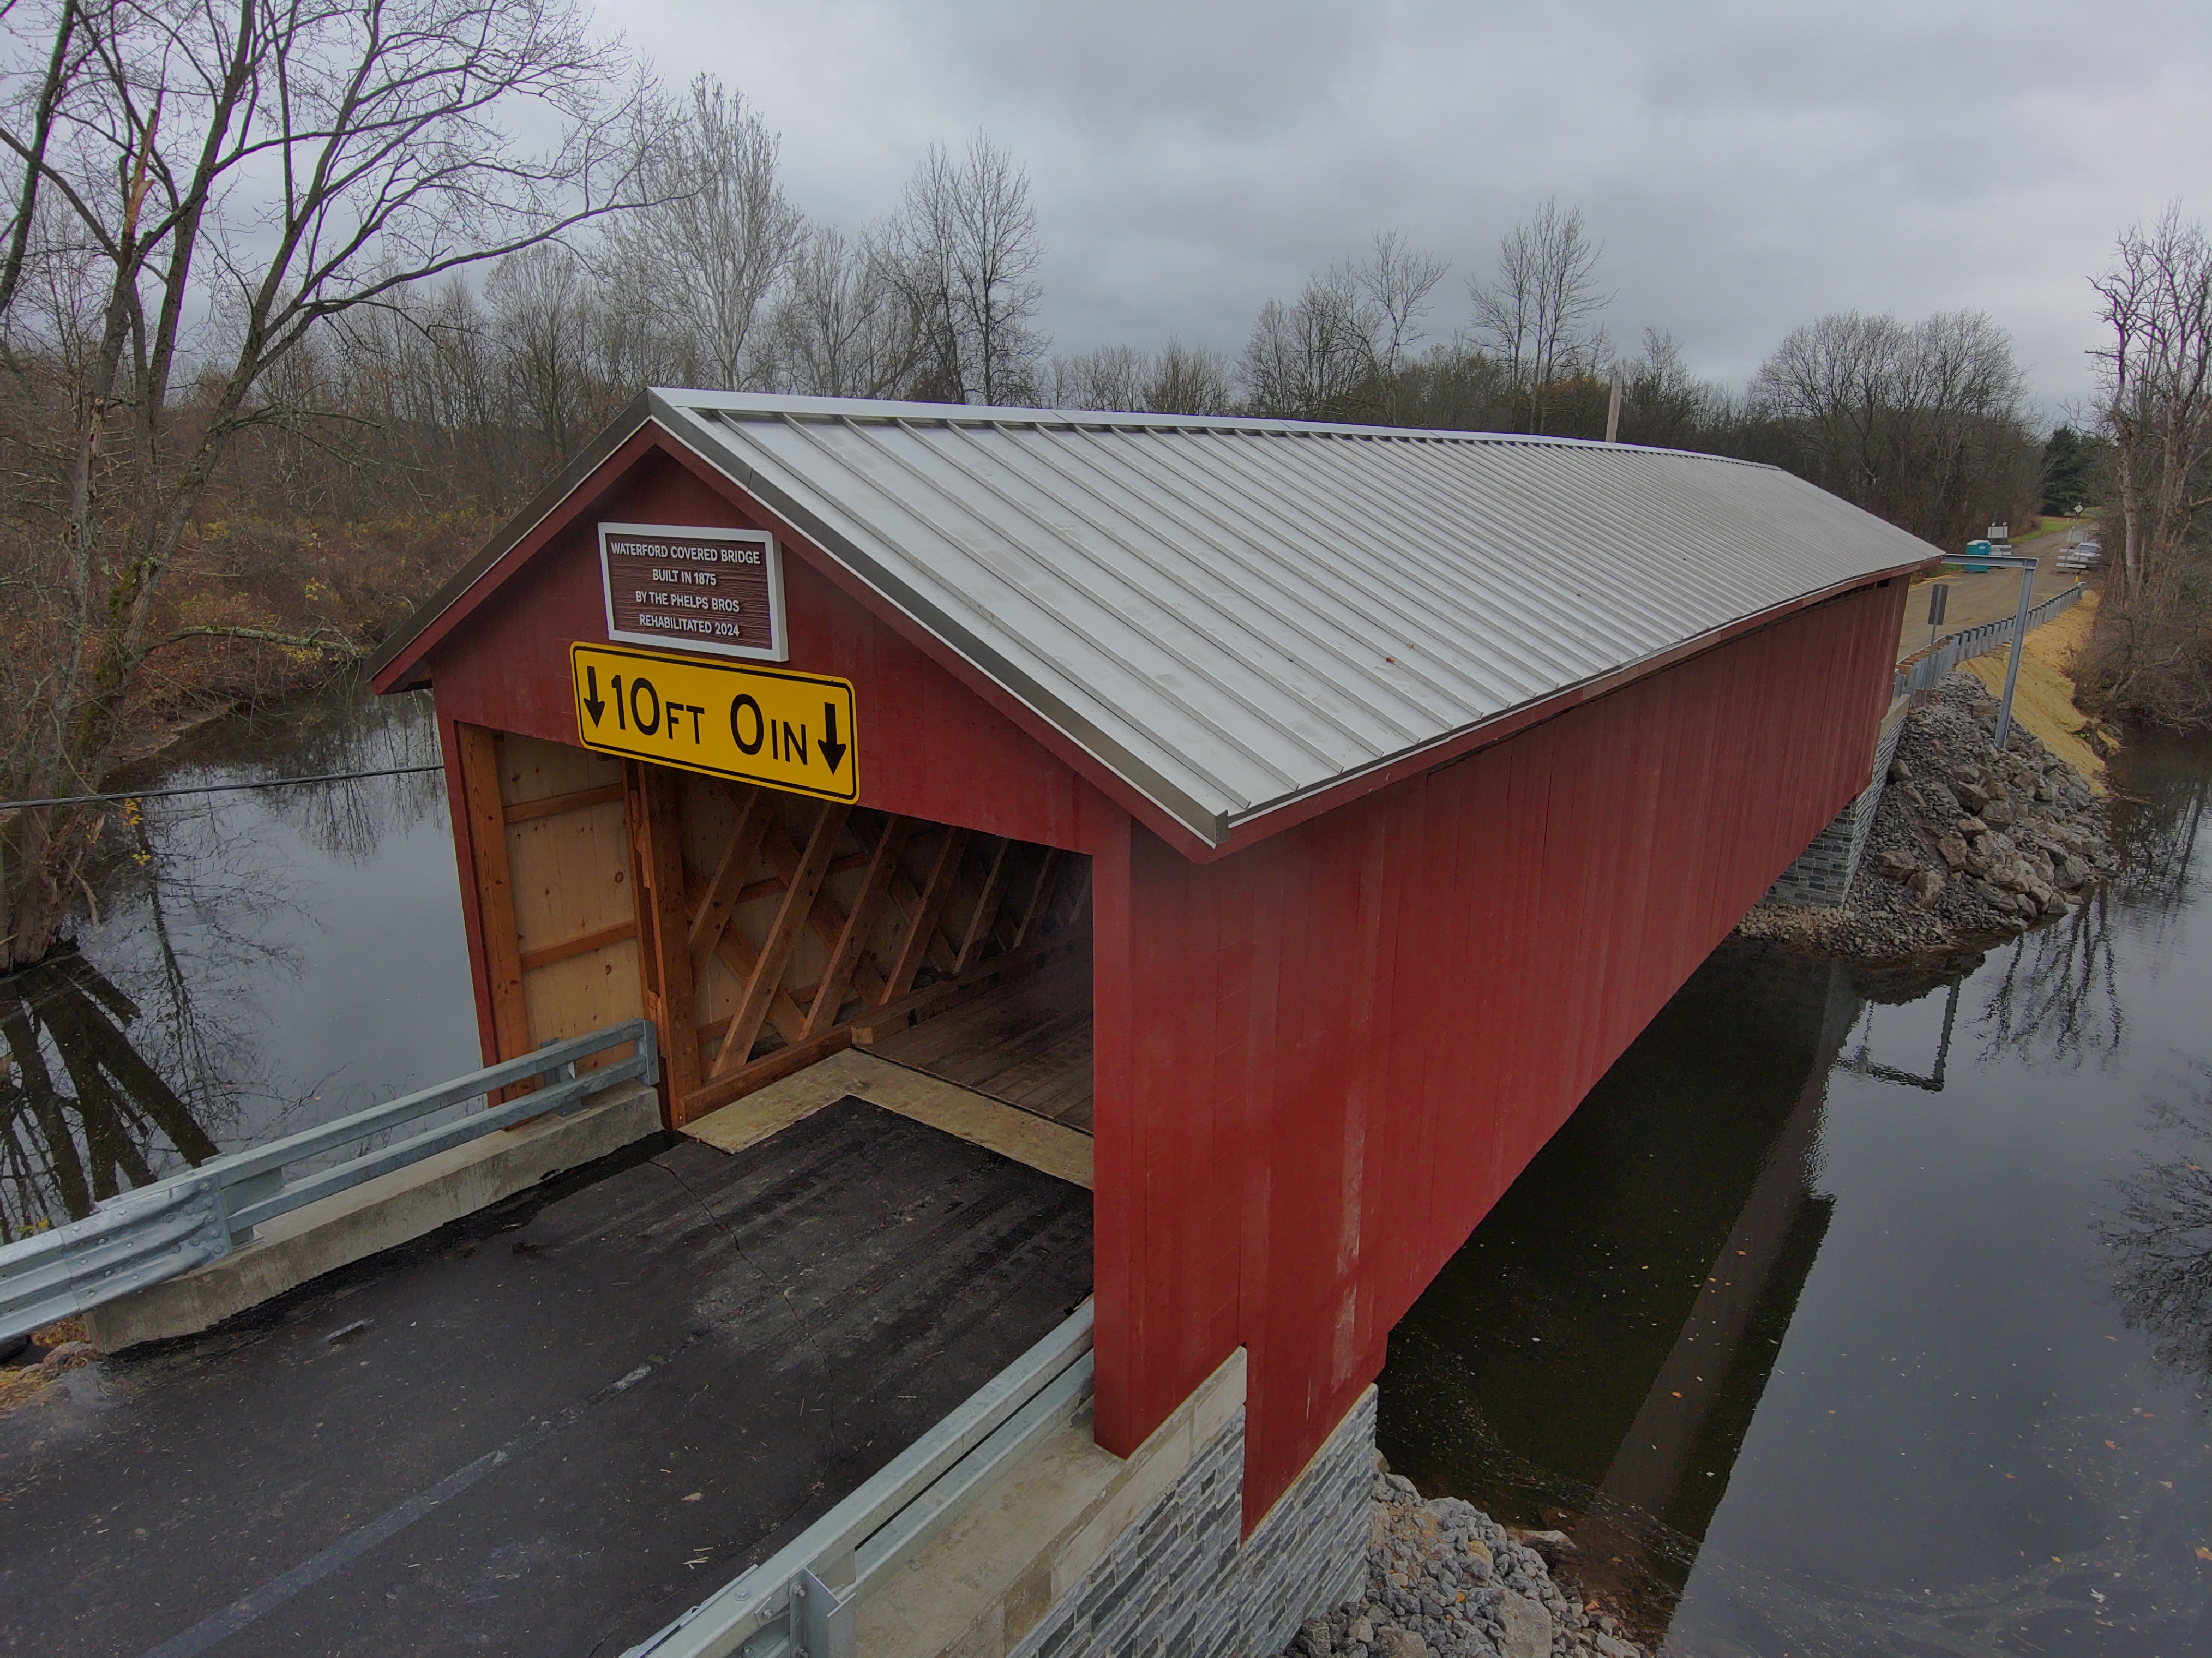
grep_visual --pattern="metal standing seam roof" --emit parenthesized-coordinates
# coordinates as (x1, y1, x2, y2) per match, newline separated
(373, 391, 1938, 847)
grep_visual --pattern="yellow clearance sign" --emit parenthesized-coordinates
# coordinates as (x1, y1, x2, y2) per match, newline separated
(569, 642, 858, 802)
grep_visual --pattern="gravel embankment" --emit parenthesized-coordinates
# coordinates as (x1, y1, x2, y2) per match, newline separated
(1279, 1458, 1646, 1658)
(1735, 673, 2114, 960)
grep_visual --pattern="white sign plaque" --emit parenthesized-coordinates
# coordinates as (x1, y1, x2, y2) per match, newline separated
(598, 521, 789, 662)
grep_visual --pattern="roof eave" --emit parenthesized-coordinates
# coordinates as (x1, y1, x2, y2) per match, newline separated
(1198, 558, 1921, 858)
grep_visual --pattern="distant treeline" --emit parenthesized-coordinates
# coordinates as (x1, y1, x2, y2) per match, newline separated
(237, 109, 2042, 563)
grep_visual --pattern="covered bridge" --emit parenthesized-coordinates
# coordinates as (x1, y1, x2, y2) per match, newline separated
(368, 392, 1924, 1541)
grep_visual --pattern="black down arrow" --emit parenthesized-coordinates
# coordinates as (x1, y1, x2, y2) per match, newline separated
(818, 702, 848, 773)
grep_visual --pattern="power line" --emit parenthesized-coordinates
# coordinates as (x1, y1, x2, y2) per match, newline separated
(0, 764, 443, 812)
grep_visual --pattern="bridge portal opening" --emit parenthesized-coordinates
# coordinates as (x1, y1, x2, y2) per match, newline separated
(459, 729, 1095, 1154)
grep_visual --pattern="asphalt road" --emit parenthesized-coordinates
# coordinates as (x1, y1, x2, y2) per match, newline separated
(0, 1100, 1093, 1657)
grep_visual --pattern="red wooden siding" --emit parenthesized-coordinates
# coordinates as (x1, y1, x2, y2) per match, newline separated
(421, 447, 1119, 855)
(399, 430, 1911, 1536)
(1092, 578, 1906, 1528)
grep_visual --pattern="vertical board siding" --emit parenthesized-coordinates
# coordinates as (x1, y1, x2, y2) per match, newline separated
(1093, 579, 1906, 1528)
(411, 431, 1914, 1542)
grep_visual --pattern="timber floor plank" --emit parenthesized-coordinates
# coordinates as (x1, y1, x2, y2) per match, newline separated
(686, 1049, 1093, 1188)
(0, 1104, 1091, 1658)
(869, 954, 1094, 1128)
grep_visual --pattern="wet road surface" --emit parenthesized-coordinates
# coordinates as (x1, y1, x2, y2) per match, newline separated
(0, 1099, 1093, 1656)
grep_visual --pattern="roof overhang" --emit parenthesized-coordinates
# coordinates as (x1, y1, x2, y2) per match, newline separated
(371, 397, 1925, 862)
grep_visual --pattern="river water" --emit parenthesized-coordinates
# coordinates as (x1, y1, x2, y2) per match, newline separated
(1380, 729, 2212, 1655)
(5, 690, 2210, 1654)
(0, 682, 478, 1236)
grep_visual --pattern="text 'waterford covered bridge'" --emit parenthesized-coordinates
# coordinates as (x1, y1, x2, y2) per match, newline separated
(368, 391, 1925, 1648)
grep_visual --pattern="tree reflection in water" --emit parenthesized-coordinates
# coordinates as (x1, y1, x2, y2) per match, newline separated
(2092, 732, 2212, 1401)
(2103, 1061, 2212, 1393)
(1977, 732, 2210, 1074)
(0, 682, 442, 1236)
(0, 948, 220, 1234)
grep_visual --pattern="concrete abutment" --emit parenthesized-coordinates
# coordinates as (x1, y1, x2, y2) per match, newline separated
(865, 1349, 1374, 1658)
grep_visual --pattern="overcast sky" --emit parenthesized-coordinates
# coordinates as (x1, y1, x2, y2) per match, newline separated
(616, 1, 2210, 416)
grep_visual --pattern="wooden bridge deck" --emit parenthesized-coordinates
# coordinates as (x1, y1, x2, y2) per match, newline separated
(866, 954, 1095, 1134)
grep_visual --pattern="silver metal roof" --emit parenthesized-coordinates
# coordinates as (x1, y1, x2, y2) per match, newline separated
(638, 392, 1930, 844)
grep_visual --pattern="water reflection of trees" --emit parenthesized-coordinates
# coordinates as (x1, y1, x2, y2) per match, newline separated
(129, 677, 443, 866)
(2093, 736, 2212, 1402)
(0, 949, 219, 1236)
(0, 686, 443, 1234)
(2102, 1062, 2212, 1396)
(1976, 892, 2125, 1071)
(1976, 735, 2210, 1072)
(2108, 732, 2210, 915)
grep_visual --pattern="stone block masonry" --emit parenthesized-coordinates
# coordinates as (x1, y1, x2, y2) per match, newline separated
(1014, 1390, 1375, 1658)
(1768, 696, 1910, 909)
(862, 1348, 1374, 1658)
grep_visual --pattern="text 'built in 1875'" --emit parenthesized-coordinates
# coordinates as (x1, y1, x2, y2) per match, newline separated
(598, 521, 789, 662)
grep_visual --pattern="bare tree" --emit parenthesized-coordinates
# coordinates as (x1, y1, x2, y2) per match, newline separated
(887, 132, 1046, 405)
(765, 224, 921, 399)
(0, 0, 658, 968)
(1143, 340, 1233, 416)
(1618, 328, 1729, 449)
(1468, 198, 1612, 433)
(2091, 207, 2212, 602)
(1239, 272, 1373, 419)
(488, 244, 602, 469)
(1750, 308, 2033, 547)
(1047, 340, 1235, 417)
(599, 76, 803, 391)
(1351, 230, 1448, 419)
(1049, 343, 1149, 411)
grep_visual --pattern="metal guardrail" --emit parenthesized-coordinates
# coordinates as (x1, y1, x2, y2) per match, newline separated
(1894, 581, 2085, 704)
(0, 1018, 658, 1343)
(626, 1298, 1097, 1658)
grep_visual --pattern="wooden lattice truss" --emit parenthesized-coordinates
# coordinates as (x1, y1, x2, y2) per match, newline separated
(624, 763, 1092, 1125)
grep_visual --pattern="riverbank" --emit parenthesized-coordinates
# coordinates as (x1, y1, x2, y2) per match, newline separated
(1957, 586, 2114, 783)
(1736, 672, 2115, 960)
(1281, 1457, 1645, 1658)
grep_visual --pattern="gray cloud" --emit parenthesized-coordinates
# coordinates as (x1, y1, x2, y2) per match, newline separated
(623, 0, 2211, 411)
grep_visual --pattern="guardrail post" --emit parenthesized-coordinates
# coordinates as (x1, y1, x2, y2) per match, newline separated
(792, 1562, 857, 1658)
(534, 1040, 582, 1113)
(221, 1169, 283, 1247)
(1994, 564, 2036, 750)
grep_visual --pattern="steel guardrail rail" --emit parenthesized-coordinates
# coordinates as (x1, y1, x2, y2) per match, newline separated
(1895, 581, 2083, 704)
(0, 1018, 658, 1344)
(623, 1298, 1098, 1658)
